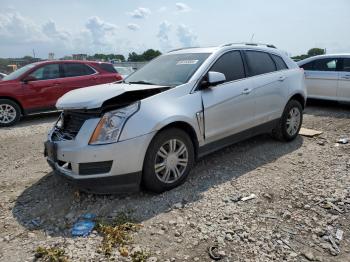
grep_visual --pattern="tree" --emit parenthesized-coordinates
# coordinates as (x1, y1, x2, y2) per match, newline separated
(307, 48, 325, 57)
(127, 49, 162, 62)
(142, 49, 162, 61)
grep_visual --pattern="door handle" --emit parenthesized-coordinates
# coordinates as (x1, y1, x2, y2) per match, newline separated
(278, 76, 286, 81)
(241, 88, 252, 95)
(341, 75, 350, 79)
(53, 82, 61, 86)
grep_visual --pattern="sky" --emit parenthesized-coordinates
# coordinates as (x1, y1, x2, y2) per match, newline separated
(0, 0, 350, 58)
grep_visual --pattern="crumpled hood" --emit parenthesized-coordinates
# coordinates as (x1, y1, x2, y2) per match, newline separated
(56, 82, 166, 110)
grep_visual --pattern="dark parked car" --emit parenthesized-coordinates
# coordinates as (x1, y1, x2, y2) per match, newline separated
(0, 60, 122, 126)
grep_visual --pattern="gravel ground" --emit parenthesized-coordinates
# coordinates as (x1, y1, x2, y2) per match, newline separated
(0, 102, 349, 262)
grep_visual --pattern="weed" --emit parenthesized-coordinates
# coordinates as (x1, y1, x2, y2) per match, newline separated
(131, 250, 151, 262)
(34, 246, 68, 262)
(95, 213, 142, 256)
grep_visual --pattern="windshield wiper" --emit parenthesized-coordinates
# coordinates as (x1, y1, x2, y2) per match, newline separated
(126, 80, 156, 85)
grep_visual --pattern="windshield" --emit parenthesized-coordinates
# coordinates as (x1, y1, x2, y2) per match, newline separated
(2, 64, 36, 81)
(125, 53, 210, 86)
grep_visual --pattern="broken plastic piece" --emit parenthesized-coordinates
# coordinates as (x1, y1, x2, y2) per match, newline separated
(241, 194, 256, 201)
(71, 214, 96, 237)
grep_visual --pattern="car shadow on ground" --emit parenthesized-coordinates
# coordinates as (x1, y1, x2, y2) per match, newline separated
(2, 111, 60, 130)
(305, 99, 350, 119)
(13, 134, 303, 237)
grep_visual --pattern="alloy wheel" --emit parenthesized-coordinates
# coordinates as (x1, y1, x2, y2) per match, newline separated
(286, 107, 301, 136)
(154, 139, 189, 184)
(0, 104, 17, 124)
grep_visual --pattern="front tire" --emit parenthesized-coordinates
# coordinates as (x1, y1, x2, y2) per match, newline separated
(0, 99, 21, 127)
(273, 100, 303, 141)
(142, 128, 195, 193)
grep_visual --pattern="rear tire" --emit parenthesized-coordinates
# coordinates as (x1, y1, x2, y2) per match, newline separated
(0, 99, 21, 127)
(142, 128, 195, 193)
(273, 100, 303, 141)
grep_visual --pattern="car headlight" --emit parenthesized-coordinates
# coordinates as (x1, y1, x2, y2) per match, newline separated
(89, 102, 140, 145)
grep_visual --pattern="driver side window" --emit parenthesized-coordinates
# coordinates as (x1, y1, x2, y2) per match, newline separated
(29, 64, 60, 81)
(210, 51, 246, 83)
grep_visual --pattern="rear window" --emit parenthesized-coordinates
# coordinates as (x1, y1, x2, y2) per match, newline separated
(245, 51, 276, 76)
(98, 63, 117, 73)
(271, 54, 288, 70)
(341, 58, 350, 72)
(62, 63, 95, 77)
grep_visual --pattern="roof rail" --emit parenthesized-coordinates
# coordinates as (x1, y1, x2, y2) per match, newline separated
(221, 42, 277, 49)
(167, 47, 200, 53)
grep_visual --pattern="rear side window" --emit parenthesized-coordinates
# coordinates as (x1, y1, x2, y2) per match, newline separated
(245, 51, 276, 76)
(98, 63, 117, 73)
(29, 64, 60, 80)
(342, 58, 350, 72)
(271, 54, 288, 70)
(312, 58, 338, 71)
(62, 63, 95, 77)
(210, 51, 245, 82)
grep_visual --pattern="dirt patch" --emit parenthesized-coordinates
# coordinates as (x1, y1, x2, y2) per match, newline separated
(0, 103, 349, 261)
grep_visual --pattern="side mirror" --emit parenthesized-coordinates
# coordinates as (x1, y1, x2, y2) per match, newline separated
(23, 75, 36, 84)
(199, 71, 226, 89)
(208, 71, 226, 85)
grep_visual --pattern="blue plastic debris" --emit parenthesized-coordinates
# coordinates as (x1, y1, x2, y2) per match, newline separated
(71, 213, 96, 237)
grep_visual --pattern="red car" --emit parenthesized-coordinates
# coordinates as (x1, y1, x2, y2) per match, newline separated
(0, 60, 122, 126)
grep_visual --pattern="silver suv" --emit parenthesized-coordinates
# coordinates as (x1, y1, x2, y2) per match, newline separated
(45, 43, 306, 193)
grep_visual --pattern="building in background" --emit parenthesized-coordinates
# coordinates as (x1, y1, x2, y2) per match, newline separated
(48, 53, 55, 60)
(72, 54, 88, 60)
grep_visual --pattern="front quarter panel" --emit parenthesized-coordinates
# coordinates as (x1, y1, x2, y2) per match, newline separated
(119, 82, 203, 144)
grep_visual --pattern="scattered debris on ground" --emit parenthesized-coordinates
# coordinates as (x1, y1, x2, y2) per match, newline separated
(0, 105, 350, 261)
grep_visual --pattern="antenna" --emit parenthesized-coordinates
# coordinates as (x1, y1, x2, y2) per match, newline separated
(32, 49, 36, 58)
(250, 33, 255, 42)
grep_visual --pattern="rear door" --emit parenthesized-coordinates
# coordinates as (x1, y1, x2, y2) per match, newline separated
(301, 58, 339, 100)
(337, 58, 350, 102)
(23, 63, 62, 109)
(244, 50, 288, 125)
(59, 63, 99, 97)
(201, 50, 255, 143)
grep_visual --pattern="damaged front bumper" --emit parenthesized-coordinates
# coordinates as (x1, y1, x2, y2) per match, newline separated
(44, 117, 155, 194)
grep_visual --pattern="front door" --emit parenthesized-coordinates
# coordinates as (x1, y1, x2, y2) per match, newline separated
(303, 58, 339, 100)
(201, 51, 255, 144)
(23, 63, 62, 110)
(338, 58, 350, 102)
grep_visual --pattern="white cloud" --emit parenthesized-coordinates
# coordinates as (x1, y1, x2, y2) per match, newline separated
(129, 7, 151, 19)
(157, 21, 172, 51)
(42, 20, 70, 42)
(177, 24, 198, 47)
(127, 23, 140, 31)
(85, 16, 119, 46)
(175, 3, 191, 12)
(0, 12, 46, 44)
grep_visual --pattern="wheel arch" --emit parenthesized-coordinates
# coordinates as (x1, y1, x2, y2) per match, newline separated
(156, 121, 200, 159)
(0, 96, 24, 115)
(288, 93, 306, 109)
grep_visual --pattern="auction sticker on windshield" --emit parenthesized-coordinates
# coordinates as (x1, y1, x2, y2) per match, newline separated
(176, 60, 199, 65)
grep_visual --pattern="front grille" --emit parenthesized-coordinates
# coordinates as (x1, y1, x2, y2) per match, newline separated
(52, 110, 98, 141)
(79, 161, 113, 175)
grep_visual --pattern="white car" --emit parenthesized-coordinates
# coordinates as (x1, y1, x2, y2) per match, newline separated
(0, 73, 7, 80)
(113, 66, 135, 79)
(298, 54, 350, 102)
(45, 43, 306, 193)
